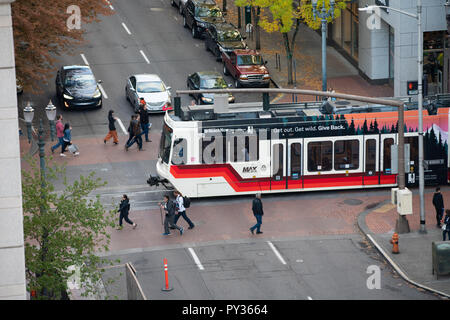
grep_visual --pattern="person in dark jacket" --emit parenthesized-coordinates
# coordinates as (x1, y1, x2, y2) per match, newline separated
(250, 193, 264, 234)
(138, 98, 151, 142)
(442, 209, 450, 241)
(104, 110, 119, 145)
(125, 114, 143, 151)
(432, 187, 444, 227)
(125, 115, 136, 149)
(116, 194, 136, 230)
(160, 195, 184, 236)
(60, 123, 79, 157)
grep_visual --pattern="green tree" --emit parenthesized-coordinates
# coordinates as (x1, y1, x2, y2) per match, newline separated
(22, 157, 116, 299)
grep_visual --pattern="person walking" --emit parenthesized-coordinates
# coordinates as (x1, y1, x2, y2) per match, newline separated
(160, 195, 184, 236)
(125, 115, 136, 148)
(116, 194, 137, 230)
(432, 187, 445, 228)
(173, 190, 195, 229)
(51, 114, 64, 154)
(442, 209, 450, 241)
(125, 114, 143, 151)
(60, 123, 79, 157)
(250, 193, 264, 234)
(104, 110, 119, 145)
(138, 98, 151, 142)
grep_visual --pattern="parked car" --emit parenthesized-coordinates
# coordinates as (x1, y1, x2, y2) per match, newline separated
(222, 49, 270, 88)
(204, 22, 247, 61)
(186, 71, 234, 104)
(125, 74, 172, 113)
(55, 65, 102, 109)
(183, 0, 225, 38)
(171, 0, 188, 15)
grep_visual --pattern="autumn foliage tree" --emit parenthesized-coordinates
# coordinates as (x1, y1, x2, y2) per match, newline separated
(11, 0, 113, 92)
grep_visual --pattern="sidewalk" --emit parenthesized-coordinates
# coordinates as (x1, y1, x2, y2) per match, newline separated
(358, 188, 450, 298)
(216, 2, 393, 102)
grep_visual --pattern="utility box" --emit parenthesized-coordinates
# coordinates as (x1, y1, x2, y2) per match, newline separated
(396, 188, 412, 215)
(432, 241, 450, 279)
(391, 187, 399, 205)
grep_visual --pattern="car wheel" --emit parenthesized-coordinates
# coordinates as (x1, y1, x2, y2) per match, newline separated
(183, 16, 187, 28)
(191, 25, 197, 38)
(215, 49, 222, 62)
(234, 79, 241, 88)
(125, 87, 130, 101)
(187, 81, 192, 96)
(223, 63, 229, 75)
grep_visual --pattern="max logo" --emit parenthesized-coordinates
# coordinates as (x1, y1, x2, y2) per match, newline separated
(242, 166, 257, 173)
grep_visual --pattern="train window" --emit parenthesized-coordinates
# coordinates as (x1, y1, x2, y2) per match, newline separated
(159, 123, 173, 164)
(307, 141, 332, 172)
(171, 138, 187, 165)
(365, 139, 376, 173)
(272, 143, 284, 179)
(334, 140, 359, 170)
(230, 134, 259, 162)
(290, 143, 301, 178)
(383, 138, 394, 173)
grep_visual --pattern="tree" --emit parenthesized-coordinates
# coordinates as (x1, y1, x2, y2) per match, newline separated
(12, 0, 113, 92)
(22, 157, 116, 299)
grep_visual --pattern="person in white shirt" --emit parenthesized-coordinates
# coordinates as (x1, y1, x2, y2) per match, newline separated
(173, 190, 195, 229)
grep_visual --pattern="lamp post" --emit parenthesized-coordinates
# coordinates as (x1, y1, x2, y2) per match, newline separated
(312, 0, 335, 92)
(359, 2, 425, 234)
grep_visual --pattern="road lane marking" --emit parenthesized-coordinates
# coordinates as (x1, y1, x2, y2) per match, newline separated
(188, 247, 204, 270)
(116, 118, 128, 135)
(140, 50, 150, 64)
(109, 4, 114, 10)
(98, 84, 108, 99)
(80, 53, 89, 65)
(174, 16, 178, 21)
(307, 296, 313, 300)
(121, 22, 132, 35)
(267, 241, 287, 265)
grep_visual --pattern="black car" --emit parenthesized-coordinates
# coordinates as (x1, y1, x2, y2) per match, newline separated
(186, 71, 235, 104)
(183, 0, 225, 38)
(55, 65, 102, 109)
(204, 22, 247, 61)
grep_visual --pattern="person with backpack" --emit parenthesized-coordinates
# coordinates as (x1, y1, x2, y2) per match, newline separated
(125, 114, 143, 151)
(160, 195, 184, 236)
(433, 187, 445, 228)
(173, 190, 194, 229)
(442, 209, 450, 241)
(116, 194, 137, 230)
(250, 193, 264, 234)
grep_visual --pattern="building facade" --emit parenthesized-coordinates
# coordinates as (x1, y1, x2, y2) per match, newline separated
(328, 0, 448, 97)
(0, 0, 26, 300)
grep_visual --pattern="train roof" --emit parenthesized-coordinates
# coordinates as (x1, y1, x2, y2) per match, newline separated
(171, 94, 450, 125)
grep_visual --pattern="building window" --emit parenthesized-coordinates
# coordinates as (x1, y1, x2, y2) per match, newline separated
(334, 139, 359, 170)
(331, 2, 359, 61)
(308, 141, 332, 172)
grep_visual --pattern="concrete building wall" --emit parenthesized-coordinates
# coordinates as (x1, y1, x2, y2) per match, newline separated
(0, 0, 26, 300)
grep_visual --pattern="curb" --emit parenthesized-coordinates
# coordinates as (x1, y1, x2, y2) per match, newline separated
(357, 200, 450, 299)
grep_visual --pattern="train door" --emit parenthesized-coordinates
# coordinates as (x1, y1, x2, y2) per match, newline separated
(270, 139, 286, 190)
(363, 135, 380, 185)
(380, 134, 397, 185)
(404, 134, 419, 186)
(287, 139, 303, 189)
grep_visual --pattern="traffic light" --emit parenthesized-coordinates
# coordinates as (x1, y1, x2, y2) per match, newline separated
(407, 81, 418, 95)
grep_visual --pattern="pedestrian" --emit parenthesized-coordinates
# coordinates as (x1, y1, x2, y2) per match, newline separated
(442, 209, 450, 241)
(60, 123, 79, 157)
(160, 195, 184, 236)
(51, 114, 64, 154)
(432, 187, 444, 228)
(104, 110, 119, 145)
(125, 114, 143, 151)
(138, 98, 151, 142)
(173, 190, 195, 229)
(116, 194, 137, 230)
(249, 193, 264, 234)
(125, 115, 136, 148)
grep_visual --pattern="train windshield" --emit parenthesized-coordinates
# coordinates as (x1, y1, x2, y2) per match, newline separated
(159, 123, 173, 164)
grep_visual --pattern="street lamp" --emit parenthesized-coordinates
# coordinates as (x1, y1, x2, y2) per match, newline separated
(312, 0, 335, 92)
(359, 2, 426, 234)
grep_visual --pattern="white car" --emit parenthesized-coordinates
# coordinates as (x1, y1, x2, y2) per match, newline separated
(125, 74, 172, 113)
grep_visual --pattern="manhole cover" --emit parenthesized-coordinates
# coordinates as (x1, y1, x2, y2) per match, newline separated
(334, 101, 350, 105)
(343, 199, 363, 206)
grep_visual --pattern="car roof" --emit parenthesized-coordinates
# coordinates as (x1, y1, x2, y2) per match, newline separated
(63, 65, 92, 72)
(133, 74, 162, 82)
(192, 0, 216, 6)
(234, 49, 260, 55)
(197, 71, 223, 78)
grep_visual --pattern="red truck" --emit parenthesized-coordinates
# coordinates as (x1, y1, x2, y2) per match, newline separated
(222, 49, 271, 88)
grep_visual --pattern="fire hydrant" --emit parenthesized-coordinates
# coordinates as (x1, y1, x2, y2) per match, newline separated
(390, 232, 399, 254)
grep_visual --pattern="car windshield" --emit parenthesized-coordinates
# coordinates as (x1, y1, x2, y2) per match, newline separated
(218, 30, 241, 41)
(200, 77, 227, 89)
(64, 72, 96, 87)
(197, 7, 222, 17)
(237, 55, 263, 66)
(137, 81, 165, 93)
